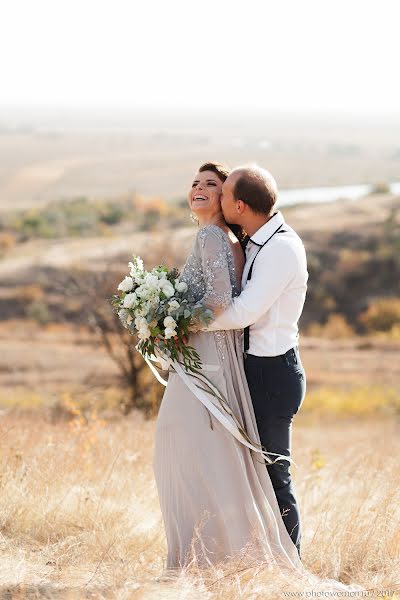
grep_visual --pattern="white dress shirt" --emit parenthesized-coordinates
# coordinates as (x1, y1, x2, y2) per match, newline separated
(207, 211, 308, 357)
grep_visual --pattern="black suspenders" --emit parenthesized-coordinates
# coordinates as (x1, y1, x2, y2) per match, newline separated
(243, 224, 287, 356)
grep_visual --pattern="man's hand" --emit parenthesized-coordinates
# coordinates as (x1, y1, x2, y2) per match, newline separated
(188, 319, 205, 334)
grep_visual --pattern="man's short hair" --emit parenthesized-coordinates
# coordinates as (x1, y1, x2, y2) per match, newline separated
(231, 164, 278, 215)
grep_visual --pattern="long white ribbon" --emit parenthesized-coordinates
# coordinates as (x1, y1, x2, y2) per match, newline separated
(141, 349, 296, 466)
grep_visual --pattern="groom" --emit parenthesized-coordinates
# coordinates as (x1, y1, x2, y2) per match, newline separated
(206, 164, 308, 558)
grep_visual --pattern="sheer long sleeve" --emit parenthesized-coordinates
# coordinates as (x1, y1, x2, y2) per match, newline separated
(197, 226, 233, 317)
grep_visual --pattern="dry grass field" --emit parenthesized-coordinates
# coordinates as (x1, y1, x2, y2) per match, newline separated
(0, 316, 399, 598)
(0, 319, 399, 410)
(0, 402, 399, 599)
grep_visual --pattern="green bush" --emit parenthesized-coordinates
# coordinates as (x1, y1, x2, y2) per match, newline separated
(25, 300, 52, 325)
(0, 195, 188, 241)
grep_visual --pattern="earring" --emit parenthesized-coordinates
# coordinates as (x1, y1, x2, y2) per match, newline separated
(190, 212, 199, 225)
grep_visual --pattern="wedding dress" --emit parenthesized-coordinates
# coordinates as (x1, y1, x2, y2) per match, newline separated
(153, 224, 364, 592)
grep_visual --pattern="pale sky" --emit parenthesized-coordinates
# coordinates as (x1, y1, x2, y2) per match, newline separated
(0, 0, 399, 114)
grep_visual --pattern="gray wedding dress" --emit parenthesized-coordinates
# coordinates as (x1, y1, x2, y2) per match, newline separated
(153, 224, 364, 592)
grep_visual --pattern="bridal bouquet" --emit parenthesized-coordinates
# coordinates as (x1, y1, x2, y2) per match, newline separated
(110, 255, 213, 372)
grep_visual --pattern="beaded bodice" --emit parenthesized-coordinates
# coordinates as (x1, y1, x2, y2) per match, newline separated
(180, 225, 241, 310)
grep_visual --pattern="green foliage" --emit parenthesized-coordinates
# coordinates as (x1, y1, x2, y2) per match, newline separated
(141, 209, 161, 231)
(25, 300, 51, 325)
(0, 194, 192, 241)
(99, 204, 124, 225)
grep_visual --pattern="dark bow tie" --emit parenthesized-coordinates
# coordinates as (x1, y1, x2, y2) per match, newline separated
(243, 235, 251, 250)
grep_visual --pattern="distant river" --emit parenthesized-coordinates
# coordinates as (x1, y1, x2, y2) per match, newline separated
(277, 181, 400, 207)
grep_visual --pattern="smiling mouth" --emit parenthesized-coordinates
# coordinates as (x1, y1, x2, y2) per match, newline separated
(193, 195, 208, 202)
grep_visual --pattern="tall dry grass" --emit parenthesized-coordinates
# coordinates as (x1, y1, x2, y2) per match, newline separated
(0, 402, 399, 599)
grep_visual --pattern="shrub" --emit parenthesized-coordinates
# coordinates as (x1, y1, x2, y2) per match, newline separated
(99, 205, 124, 225)
(0, 231, 17, 255)
(0, 194, 188, 241)
(359, 297, 400, 332)
(336, 249, 371, 276)
(306, 313, 355, 339)
(141, 209, 161, 231)
(304, 385, 399, 415)
(25, 300, 51, 325)
(19, 284, 44, 303)
(369, 182, 390, 194)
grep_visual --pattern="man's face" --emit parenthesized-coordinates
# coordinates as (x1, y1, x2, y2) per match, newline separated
(221, 172, 240, 224)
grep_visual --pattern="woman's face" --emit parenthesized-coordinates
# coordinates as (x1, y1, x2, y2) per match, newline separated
(188, 170, 224, 219)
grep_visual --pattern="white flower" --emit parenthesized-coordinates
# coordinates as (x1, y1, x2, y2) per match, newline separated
(128, 257, 144, 273)
(136, 313, 151, 339)
(144, 273, 160, 288)
(123, 292, 137, 309)
(149, 296, 160, 308)
(118, 276, 134, 292)
(175, 281, 188, 293)
(164, 316, 177, 329)
(141, 300, 155, 315)
(129, 257, 145, 283)
(164, 327, 177, 339)
(135, 285, 152, 300)
(167, 299, 180, 314)
(137, 325, 151, 340)
(162, 282, 175, 298)
(134, 305, 147, 317)
(132, 273, 145, 285)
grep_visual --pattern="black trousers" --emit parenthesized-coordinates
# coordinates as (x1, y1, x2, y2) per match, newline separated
(244, 346, 306, 557)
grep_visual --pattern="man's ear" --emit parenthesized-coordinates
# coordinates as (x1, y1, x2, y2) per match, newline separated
(236, 199, 245, 214)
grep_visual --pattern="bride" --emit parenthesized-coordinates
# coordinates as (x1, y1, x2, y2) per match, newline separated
(152, 162, 363, 592)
